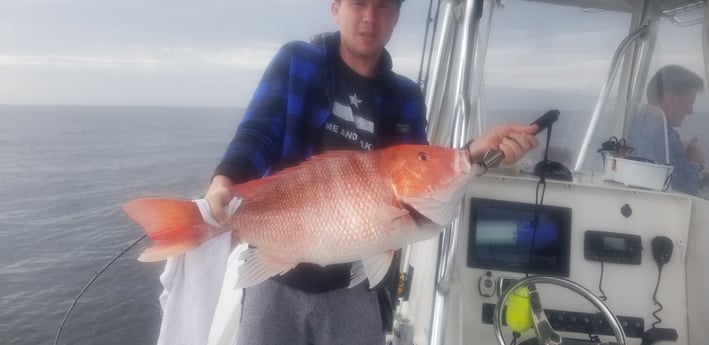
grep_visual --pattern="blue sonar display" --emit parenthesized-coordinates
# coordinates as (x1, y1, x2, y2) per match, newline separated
(467, 198, 571, 276)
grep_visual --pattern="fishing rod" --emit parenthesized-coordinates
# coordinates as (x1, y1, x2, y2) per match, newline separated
(54, 234, 146, 345)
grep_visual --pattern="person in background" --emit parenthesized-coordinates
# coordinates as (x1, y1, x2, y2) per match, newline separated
(205, 0, 539, 344)
(627, 65, 706, 195)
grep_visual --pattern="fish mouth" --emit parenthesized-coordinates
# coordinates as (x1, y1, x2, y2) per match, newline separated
(456, 148, 473, 175)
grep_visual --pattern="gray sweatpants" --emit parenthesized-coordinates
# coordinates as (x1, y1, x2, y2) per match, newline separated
(236, 279, 385, 345)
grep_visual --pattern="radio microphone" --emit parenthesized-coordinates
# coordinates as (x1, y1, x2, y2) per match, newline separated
(482, 109, 560, 169)
(530, 109, 561, 134)
(651, 236, 673, 270)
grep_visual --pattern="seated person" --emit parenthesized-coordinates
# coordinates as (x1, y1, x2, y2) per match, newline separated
(627, 65, 706, 195)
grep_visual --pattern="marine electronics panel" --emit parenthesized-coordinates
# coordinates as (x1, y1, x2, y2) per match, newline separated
(455, 175, 691, 345)
(467, 198, 571, 277)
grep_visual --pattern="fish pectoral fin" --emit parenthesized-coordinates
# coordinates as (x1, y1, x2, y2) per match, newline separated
(235, 248, 296, 289)
(399, 196, 461, 226)
(375, 204, 410, 223)
(349, 260, 368, 288)
(352, 251, 394, 289)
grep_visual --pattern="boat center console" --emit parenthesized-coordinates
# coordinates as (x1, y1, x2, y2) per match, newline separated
(436, 174, 690, 345)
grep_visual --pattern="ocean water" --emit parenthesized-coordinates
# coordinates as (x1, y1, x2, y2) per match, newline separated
(0, 105, 242, 345)
(2, 103, 708, 345)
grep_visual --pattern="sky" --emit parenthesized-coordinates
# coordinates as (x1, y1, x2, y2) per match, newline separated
(0, 0, 431, 107)
(0, 0, 706, 108)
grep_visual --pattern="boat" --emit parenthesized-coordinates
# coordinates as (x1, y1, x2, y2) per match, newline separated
(392, 1, 709, 345)
(116, 1, 709, 344)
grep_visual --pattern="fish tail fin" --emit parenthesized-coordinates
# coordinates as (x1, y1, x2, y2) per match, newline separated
(123, 198, 214, 262)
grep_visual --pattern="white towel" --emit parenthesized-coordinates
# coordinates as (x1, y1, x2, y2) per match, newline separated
(155, 198, 245, 345)
(207, 243, 248, 345)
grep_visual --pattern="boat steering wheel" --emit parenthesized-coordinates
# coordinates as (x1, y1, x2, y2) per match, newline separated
(493, 276, 627, 345)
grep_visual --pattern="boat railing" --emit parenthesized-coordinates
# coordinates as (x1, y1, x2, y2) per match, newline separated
(425, 1, 494, 345)
(665, 0, 705, 27)
(573, 24, 650, 171)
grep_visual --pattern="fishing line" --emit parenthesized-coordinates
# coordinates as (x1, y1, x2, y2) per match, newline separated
(54, 234, 146, 345)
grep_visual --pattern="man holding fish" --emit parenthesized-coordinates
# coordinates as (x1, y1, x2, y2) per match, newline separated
(124, 0, 538, 344)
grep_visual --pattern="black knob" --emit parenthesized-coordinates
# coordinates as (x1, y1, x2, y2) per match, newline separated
(621, 203, 632, 217)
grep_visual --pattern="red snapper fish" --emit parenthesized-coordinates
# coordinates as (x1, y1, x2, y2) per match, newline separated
(123, 144, 479, 288)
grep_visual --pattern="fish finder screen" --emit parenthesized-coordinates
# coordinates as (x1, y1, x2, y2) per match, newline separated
(467, 198, 571, 276)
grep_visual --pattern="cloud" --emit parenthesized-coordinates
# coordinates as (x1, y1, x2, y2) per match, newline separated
(2, 0, 704, 108)
(482, 6, 631, 91)
(0, 44, 279, 107)
(485, 46, 613, 93)
(208, 45, 282, 71)
(0, 54, 160, 69)
(0, 0, 428, 106)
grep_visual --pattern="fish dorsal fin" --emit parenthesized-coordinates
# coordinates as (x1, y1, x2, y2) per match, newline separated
(229, 150, 358, 198)
(235, 248, 296, 289)
(350, 251, 394, 289)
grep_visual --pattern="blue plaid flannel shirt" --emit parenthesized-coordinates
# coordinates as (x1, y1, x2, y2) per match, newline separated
(214, 32, 428, 183)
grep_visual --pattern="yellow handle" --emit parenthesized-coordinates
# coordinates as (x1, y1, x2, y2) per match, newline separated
(505, 287, 533, 334)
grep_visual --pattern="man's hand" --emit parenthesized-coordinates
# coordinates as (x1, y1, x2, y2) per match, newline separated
(204, 175, 235, 225)
(685, 137, 705, 166)
(467, 123, 540, 164)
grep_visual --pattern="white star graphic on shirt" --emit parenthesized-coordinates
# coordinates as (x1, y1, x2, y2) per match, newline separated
(349, 93, 363, 109)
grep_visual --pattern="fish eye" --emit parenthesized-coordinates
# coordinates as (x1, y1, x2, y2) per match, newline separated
(418, 152, 428, 161)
